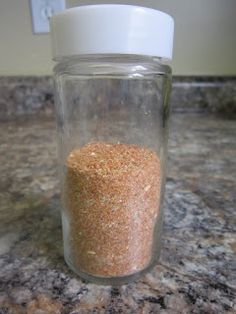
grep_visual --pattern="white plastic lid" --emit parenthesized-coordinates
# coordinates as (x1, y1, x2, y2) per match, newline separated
(50, 4, 174, 60)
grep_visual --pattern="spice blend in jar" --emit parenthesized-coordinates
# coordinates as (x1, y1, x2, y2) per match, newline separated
(65, 142, 161, 277)
(51, 4, 174, 284)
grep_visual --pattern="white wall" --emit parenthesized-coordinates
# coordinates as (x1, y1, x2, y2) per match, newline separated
(0, 0, 235, 76)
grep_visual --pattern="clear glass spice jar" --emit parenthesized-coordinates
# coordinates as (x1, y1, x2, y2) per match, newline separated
(51, 4, 174, 285)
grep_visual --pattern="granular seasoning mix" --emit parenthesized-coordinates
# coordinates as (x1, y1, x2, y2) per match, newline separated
(64, 142, 161, 277)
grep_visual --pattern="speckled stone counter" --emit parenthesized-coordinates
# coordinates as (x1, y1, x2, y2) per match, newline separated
(0, 113, 235, 313)
(0, 77, 235, 120)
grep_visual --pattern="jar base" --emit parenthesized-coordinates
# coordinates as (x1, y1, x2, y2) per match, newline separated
(64, 256, 159, 286)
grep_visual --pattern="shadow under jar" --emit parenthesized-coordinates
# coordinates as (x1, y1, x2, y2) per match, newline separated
(51, 4, 174, 285)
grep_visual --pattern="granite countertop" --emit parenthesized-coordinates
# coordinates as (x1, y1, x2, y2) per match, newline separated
(0, 112, 235, 313)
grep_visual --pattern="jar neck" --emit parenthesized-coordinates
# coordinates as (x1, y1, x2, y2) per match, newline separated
(55, 53, 170, 63)
(53, 54, 172, 77)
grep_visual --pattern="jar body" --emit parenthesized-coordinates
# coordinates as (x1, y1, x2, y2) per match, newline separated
(54, 55, 172, 285)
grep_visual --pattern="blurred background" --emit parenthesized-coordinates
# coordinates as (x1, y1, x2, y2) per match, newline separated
(0, 0, 236, 76)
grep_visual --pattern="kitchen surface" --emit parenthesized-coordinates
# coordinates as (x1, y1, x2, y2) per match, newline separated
(0, 78, 235, 313)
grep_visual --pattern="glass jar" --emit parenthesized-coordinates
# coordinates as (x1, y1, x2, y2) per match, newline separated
(51, 5, 174, 285)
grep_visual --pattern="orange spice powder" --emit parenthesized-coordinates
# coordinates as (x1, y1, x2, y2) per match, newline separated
(64, 142, 161, 277)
